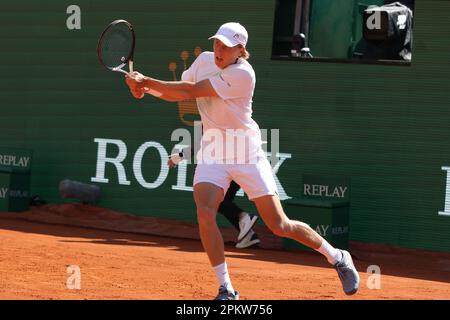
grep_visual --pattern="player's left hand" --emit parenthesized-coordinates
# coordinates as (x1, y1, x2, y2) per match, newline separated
(168, 153, 184, 168)
(167, 158, 177, 168)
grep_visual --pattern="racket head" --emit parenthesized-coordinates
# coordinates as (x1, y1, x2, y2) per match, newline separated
(97, 19, 136, 73)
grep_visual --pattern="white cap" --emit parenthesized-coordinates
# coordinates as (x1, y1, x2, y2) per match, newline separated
(208, 22, 248, 47)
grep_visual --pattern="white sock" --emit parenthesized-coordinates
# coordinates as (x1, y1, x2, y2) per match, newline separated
(316, 239, 343, 265)
(213, 262, 234, 293)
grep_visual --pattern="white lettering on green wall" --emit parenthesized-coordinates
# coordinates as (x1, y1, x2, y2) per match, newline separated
(439, 166, 450, 216)
(0, 155, 30, 168)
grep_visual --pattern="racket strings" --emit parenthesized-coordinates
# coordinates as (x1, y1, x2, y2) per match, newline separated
(99, 23, 134, 69)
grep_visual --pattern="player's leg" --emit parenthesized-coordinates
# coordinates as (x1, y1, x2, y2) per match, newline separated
(231, 157, 359, 295)
(254, 194, 359, 295)
(253, 195, 329, 251)
(193, 164, 238, 300)
(193, 182, 226, 267)
(193, 182, 238, 299)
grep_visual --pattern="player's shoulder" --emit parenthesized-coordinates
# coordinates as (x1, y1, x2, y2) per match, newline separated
(197, 51, 215, 63)
(186, 51, 214, 75)
(227, 59, 255, 79)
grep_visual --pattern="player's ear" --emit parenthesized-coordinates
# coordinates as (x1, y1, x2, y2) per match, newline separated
(238, 45, 245, 57)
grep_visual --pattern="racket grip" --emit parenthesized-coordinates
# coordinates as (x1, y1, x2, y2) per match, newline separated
(129, 60, 134, 73)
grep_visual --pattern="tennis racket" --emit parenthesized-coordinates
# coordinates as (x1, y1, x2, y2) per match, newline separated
(97, 19, 160, 98)
(97, 19, 136, 74)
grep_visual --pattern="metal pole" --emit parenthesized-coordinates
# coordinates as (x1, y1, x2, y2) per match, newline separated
(302, 0, 311, 47)
(293, 0, 303, 35)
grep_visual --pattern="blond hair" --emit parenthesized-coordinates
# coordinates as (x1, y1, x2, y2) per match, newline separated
(241, 48, 250, 60)
(238, 44, 250, 60)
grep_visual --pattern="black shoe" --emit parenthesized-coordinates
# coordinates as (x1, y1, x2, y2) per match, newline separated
(214, 285, 239, 300)
(238, 213, 258, 241)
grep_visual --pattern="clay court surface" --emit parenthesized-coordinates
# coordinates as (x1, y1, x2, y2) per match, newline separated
(0, 217, 449, 300)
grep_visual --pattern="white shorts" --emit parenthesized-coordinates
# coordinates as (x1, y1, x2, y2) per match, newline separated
(193, 157, 279, 201)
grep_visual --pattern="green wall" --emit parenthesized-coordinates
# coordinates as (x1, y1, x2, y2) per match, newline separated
(1, 0, 450, 252)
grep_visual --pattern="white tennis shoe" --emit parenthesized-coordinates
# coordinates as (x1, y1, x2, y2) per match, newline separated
(237, 213, 258, 242)
(236, 230, 260, 249)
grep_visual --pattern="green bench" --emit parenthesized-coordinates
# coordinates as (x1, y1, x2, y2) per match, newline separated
(282, 173, 351, 251)
(0, 147, 33, 212)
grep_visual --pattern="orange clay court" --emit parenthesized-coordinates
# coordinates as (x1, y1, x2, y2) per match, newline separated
(0, 205, 449, 300)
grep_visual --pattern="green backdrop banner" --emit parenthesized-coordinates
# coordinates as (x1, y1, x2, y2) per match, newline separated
(0, 0, 449, 252)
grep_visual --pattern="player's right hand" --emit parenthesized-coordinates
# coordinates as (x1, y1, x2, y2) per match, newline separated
(132, 87, 145, 99)
(125, 74, 145, 99)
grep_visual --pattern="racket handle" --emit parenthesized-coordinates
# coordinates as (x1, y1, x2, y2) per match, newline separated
(129, 60, 134, 73)
(114, 68, 128, 74)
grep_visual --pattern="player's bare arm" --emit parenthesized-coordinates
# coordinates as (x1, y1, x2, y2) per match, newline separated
(125, 72, 218, 101)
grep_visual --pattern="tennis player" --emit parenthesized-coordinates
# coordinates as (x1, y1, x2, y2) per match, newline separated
(125, 22, 359, 300)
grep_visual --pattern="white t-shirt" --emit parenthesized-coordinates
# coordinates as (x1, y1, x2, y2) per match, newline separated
(181, 52, 263, 164)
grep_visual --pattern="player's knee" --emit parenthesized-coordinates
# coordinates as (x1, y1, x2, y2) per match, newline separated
(196, 205, 218, 225)
(270, 221, 291, 238)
